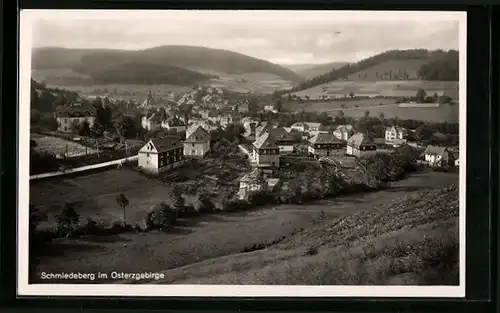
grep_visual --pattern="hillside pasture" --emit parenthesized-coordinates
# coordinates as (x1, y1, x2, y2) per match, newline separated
(31, 134, 98, 157)
(30, 168, 173, 229)
(31, 170, 459, 284)
(288, 100, 459, 123)
(346, 59, 427, 81)
(289, 80, 459, 101)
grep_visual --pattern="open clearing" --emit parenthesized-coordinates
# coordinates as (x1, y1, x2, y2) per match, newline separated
(32, 170, 459, 284)
(289, 80, 459, 100)
(287, 100, 459, 123)
(31, 134, 98, 157)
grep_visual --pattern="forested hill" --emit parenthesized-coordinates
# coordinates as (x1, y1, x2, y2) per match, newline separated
(285, 49, 459, 93)
(31, 45, 303, 85)
(30, 79, 81, 113)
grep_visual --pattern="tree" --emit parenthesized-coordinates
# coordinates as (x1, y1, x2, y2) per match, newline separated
(197, 192, 215, 214)
(158, 107, 168, 120)
(79, 120, 91, 136)
(116, 193, 130, 225)
(415, 124, 435, 142)
(379, 112, 385, 121)
(56, 203, 80, 237)
(114, 115, 137, 140)
(432, 93, 439, 103)
(171, 187, 185, 212)
(349, 92, 355, 99)
(416, 89, 427, 103)
(364, 110, 370, 118)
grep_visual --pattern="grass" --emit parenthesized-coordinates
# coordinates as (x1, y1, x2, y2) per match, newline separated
(30, 170, 459, 284)
(289, 80, 459, 101)
(31, 134, 99, 157)
(287, 99, 459, 123)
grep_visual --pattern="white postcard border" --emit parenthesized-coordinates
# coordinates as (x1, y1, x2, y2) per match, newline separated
(17, 9, 467, 298)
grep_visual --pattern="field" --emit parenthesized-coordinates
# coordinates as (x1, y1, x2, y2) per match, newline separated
(289, 80, 459, 101)
(31, 134, 98, 157)
(38, 69, 294, 97)
(31, 170, 459, 284)
(287, 99, 459, 123)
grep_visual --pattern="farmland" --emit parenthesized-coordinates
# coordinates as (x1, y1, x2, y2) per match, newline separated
(288, 80, 459, 100)
(286, 99, 459, 123)
(31, 170, 459, 284)
(31, 134, 98, 157)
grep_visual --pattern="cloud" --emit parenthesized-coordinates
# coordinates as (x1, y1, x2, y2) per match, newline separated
(29, 11, 461, 64)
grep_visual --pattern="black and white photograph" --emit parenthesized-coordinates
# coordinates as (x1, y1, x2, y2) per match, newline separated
(19, 10, 466, 297)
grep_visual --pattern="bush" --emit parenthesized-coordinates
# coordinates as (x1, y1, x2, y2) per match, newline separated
(248, 190, 276, 206)
(223, 199, 251, 212)
(196, 193, 215, 214)
(145, 202, 178, 230)
(178, 204, 199, 218)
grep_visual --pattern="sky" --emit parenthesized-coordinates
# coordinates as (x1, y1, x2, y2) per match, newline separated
(28, 10, 462, 65)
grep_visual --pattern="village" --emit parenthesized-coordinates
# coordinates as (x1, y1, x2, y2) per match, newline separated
(31, 83, 459, 209)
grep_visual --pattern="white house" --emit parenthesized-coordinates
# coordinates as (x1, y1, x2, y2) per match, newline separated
(385, 126, 408, 142)
(183, 125, 211, 158)
(423, 145, 450, 167)
(263, 104, 278, 113)
(55, 102, 96, 133)
(290, 122, 322, 135)
(138, 136, 184, 174)
(252, 132, 280, 168)
(141, 113, 162, 131)
(333, 125, 356, 141)
(238, 168, 268, 199)
(346, 133, 377, 157)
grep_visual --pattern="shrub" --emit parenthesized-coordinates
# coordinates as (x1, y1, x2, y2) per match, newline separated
(196, 192, 215, 214)
(248, 190, 276, 206)
(178, 204, 198, 218)
(223, 199, 251, 212)
(145, 202, 178, 230)
(56, 203, 80, 237)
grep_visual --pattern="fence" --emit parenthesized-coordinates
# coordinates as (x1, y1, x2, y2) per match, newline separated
(30, 155, 139, 181)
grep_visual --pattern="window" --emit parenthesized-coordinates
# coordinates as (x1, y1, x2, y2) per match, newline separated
(192, 143, 195, 147)
(192, 150, 196, 154)
(146, 153, 150, 157)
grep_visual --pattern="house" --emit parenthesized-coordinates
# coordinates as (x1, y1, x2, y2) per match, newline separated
(141, 89, 156, 108)
(252, 132, 280, 168)
(346, 133, 377, 157)
(220, 115, 234, 129)
(207, 110, 221, 124)
(290, 122, 322, 134)
(55, 102, 96, 133)
(385, 126, 408, 142)
(238, 169, 268, 199)
(388, 138, 408, 148)
(236, 101, 249, 113)
(255, 121, 273, 138)
(141, 112, 162, 131)
(423, 145, 450, 167)
(308, 132, 345, 157)
(268, 127, 295, 153)
(138, 136, 184, 174)
(333, 125, 356, 141)
(263, 104, 278, 113)
(184, 124, 211, 158)
(161, 116, 186, 133)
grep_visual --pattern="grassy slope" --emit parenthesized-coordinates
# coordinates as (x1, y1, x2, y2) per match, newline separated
(31, 170, 459, 284)
(31, 46, 302, 85)
(150, 184, 459, 285)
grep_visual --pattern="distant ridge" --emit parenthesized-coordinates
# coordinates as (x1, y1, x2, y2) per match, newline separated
(32, 45, 303, 86)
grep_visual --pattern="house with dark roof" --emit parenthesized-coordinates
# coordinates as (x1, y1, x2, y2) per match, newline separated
(308, 132, 345, 157)
(423, 145, 450, 167)
(252, 132, 280, 168)
(346, 133, 377, 157)
(161, 116, 186, 133)
(268, 127, 295, 153)
(55, 102, 96, 133)
(138, 136, 184, 173)
(183, 125, 211, 158)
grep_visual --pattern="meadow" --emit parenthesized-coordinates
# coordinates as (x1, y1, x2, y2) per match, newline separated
(287, 100, 459, 123)
(31, 169, 459, 284)
(31, 134, 98, 157)
(289, 80, 459, 101)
